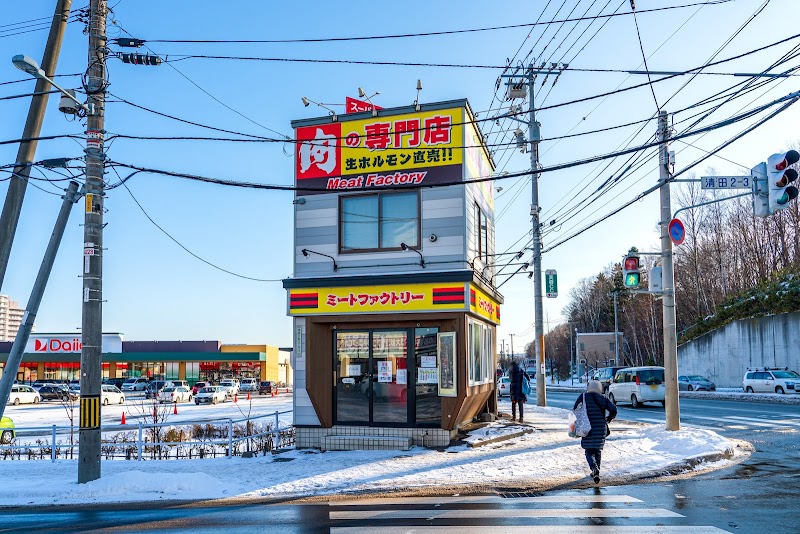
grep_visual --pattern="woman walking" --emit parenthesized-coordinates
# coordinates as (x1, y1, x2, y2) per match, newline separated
(574, 380, 617, 484)
(509, 360, 530, 422)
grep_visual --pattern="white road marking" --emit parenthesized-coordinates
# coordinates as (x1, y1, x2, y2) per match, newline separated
(331, 527, 729, 533)
(333, 495, 643, 506)
(330, 508, 683, 520)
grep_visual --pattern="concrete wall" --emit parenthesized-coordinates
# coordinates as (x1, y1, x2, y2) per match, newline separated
(677, 312, 800, 388)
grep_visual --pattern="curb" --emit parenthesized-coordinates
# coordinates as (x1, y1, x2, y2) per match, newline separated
(537, 385, 800, 404)
(467, 428, 535, 448)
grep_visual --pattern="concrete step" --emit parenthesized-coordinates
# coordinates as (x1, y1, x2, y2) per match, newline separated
(320, 435, 412, 451)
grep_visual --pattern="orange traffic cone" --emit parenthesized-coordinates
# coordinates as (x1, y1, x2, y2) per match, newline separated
(286, 388, 289, 394)
(246, 392, 251, 401)
(173, 403, 178, 415)
(271, 389, 276, 397)
(234, 394, 238, 403)
(121, 412, 126, 425)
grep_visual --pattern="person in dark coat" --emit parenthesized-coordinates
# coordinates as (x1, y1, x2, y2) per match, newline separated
(508, 361, 530, 422)
(573, 380, 617, 484)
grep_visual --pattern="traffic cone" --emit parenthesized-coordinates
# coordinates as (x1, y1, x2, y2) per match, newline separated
(247, 392, 251, 401)
(173, 403, 178, 415)
(286, 387, 289, 394)
(121, 412, 126, 425)
(234, 394, 238, 403)
(271, 389, 276, 397)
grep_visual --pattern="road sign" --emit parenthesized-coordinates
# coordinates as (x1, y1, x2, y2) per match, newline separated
(700, 175, 752, 190)
(668, 218, 685, 245)
(545, 269, 558, 298)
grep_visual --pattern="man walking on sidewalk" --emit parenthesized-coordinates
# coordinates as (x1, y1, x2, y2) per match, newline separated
(509, 360, 530, 422)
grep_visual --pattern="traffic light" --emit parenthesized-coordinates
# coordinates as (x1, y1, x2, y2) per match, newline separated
(623, 252, 640, 288)
(767, 150, 800, 213)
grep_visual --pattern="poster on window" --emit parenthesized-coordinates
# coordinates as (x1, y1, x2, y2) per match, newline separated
(437, 332, 456, 397)
(378, 360, 392, 383)
(397, 368, 408, 385)
(418, 368, 439, 384)
(346, 365, 361, 377)
(421, 355, 437, 368)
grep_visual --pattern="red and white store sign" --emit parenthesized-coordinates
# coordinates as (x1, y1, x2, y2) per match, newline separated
(25, 334, 123, 354)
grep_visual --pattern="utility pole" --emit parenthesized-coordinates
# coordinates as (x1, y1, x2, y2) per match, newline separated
(509, 334, 515, 362)
(0, 0, 73, 292)
(658, 110, 680, 431)
(528, 68, 546, 408)
(0, 182, 80, 420)
(78, 0, 107, 483)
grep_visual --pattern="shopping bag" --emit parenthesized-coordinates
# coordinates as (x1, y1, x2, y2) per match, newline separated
(521, 376, 531, 396)
(567, 412, 578, 438)
(572, 393, 592, 438)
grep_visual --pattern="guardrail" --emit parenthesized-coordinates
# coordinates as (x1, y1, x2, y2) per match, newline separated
(0, 409, 294, 461)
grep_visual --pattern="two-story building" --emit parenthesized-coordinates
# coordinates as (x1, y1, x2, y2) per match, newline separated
(284, 99, 503, 450)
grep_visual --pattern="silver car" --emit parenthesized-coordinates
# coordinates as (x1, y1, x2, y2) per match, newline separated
(678, 375, 716, 391)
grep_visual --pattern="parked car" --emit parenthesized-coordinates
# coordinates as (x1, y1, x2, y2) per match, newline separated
(0, 417, 15, 444)
(192, 381, 212, 396)
(38, 384, 77, 401)
(121, 377, 149, 391)
(607, 366, 666, 408)
(678, 375, 716, 391)
(742, 368, 799, 394)
(219, 379, 239, 396)
(194, 386, 227, 405)
(240, 378, 258, 392)
(102, 378, 126, 390)
(68, 384, 81, 396)
(145, 380, 169, 399)
(101, 385, 125, 405)
(497, 376, 510, 397)
(158, 386, 192, 403)
(258, 381, 276, 395)
(32, 381, 48, 389)
(591, 366, 627, 394)
(170, 380, 191, 391)
(8, 384, 40, 405)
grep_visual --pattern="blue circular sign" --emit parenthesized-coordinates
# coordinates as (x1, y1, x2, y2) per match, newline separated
(668, 218, 685, 245)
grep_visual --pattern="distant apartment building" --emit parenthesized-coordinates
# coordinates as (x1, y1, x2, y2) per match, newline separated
(577, 332, 620, 368)
(0, 295, 27, 342)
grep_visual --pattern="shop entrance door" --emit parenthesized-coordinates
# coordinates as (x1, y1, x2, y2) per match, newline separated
(335, 330, 411, 425)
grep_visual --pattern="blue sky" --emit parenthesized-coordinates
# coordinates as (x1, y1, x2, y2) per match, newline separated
(2, 0, 798, 351)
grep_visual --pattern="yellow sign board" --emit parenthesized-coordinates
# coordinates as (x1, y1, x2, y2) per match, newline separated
(289, 282, 466, 315)
(469, 284, 501, 324)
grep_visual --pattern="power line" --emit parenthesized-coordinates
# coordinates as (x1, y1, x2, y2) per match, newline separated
(119, 1, 734, 45)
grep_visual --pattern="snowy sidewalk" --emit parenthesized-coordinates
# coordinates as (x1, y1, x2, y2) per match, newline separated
(0, 406, 741, 507)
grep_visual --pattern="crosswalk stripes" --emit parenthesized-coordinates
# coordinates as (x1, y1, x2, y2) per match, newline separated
(328, 494, 730, 533)
(636, 414, 800, 431)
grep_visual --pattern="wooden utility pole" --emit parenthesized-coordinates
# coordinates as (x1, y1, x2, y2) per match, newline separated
(0, 0, 73, 292)
(78, 0, 107, 483)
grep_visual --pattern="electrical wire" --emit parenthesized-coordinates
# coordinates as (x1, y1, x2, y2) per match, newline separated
(630, 1, 660, 111)
(123, 1, 734, 45)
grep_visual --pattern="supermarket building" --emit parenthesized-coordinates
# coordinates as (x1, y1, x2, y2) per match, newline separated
(0, 334, 292, 385)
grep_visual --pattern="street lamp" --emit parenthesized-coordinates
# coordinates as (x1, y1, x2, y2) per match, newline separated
(300, 96, 338, 121)
(358, 86, 380, 116)
(12, 54, 92, 115)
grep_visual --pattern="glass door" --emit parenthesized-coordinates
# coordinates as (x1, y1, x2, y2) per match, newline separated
(414, 327, 440, 425)
(336, 332, 370, 424)
(372, 331, 409, 424)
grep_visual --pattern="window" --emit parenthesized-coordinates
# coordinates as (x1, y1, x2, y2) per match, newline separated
(340, 192, 419, 253)
(609, 342, 615, 352)
(474, 203, 489, 264)
(468, 319, 493, 386)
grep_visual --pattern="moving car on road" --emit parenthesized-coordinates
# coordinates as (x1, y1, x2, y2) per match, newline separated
(194, 386, 227, 405)
(497, 376, 510, 397)
(742, 368, 799, 394)
(591, 366, 627, 394)
(678, 375, 716, 391)
(607, 366, 666, 408)
(8, 384, 40, 405)
(0, 417, 15, 444)
(158, 386, 192, 403)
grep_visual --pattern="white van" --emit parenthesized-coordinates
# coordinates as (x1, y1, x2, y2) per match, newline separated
(607, 366, 665, 408)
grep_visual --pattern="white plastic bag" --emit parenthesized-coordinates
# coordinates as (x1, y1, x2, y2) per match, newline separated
(567, 412, 578, 438)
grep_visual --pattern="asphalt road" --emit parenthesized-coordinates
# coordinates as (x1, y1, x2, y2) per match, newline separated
(1, 392, 796, 533)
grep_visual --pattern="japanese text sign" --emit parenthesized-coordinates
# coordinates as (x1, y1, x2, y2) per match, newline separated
(294, 107, 464, 194)
(289, 282, 466, 315)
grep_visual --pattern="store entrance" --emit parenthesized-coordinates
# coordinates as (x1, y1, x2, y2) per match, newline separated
(335, 328, 439, 426)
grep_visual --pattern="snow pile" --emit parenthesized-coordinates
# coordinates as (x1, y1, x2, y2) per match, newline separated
(0, 406, 739, 507)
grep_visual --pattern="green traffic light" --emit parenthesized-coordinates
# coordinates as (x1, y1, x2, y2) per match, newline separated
(625, 273, 640, 287)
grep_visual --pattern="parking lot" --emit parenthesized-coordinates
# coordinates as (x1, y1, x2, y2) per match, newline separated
(2, 388, 294, 428)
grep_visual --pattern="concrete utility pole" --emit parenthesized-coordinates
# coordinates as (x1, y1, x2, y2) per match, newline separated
(0, 182, 80, 420)
(613, 291, 620, 365)
(509, 334, 515, 362)
(79, 0, 107, 483)
(528, 69, 546, 407)
(658, 110, 680, 431)
(0, 0, 73, 292)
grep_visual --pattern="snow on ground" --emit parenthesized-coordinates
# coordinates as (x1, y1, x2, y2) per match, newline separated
(0, 405, 738, 507)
